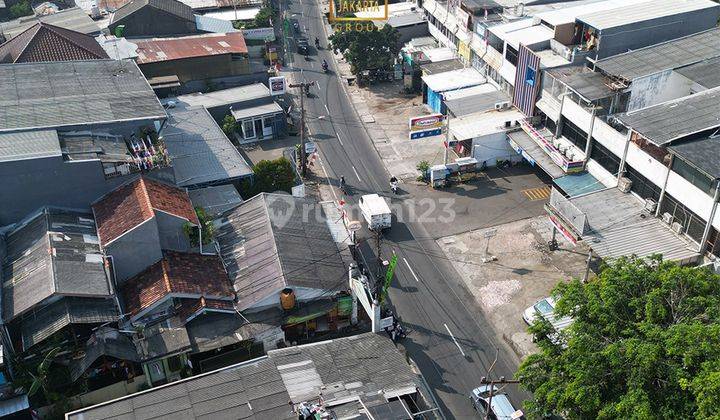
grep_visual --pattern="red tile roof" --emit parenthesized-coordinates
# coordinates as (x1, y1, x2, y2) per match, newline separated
(0, 22, 108, 63)
(177, 296, 235, 321)
(93, 177, 199, 246)
(134, 32, 247, 64)
(121, 251, 234, 316)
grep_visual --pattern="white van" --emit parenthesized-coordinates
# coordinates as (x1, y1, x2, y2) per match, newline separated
(358, 194, 392, 231)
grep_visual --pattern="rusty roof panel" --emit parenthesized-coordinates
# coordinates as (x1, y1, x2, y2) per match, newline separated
(134, 32, 247, 64)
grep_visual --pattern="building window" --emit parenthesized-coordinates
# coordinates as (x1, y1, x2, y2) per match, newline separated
(242, 120, 255, 139)
(505, 45, 518, 66)
(166, 355, 183, 373)
(590, 140, 620, 176)
(625, 164, 661, 202)
(488, 33, 503, 54)
(671, 157, 714, 196)
(560, 119, 588, 151)
(659, 193, 706, 244)
(525, 66, 536, 86)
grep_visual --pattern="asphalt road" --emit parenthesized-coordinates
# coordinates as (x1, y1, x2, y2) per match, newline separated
(280, 1, 529, 417)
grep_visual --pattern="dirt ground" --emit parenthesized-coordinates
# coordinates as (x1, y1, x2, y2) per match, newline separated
(436, 216, 591, 359)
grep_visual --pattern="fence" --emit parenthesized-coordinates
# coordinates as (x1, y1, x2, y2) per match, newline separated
(549, 187, 588, 235)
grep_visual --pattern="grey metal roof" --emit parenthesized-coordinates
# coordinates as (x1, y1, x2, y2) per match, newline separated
(215, 193, 348, 311)
(566, 187, 699, 261)
(230, 102, 284, 121)
(0, 7, 100, 39)
(546, 67, 614, 102)
(111, 0, 195, 25)
(173, 83, 272, 110)
(188, 185, 243, 218)
(20, 297, 118, 351)
(576, 0, 719, 31)
(69, 327, 139, 381)
(134, 316, 191, 361)
(445, 90, 510, 117)
(386, 11, 425, 28)
(194, 14, 236, 33)
(67, 333, 425, 420)
(163, 107, 252, 188)
(617, 87, 720, 146)
(420, 58, 464, 75)
(2, 208, 110, 321)
(0, 59, 166, 132)
(594, 28, 720, 81)
(0, 130, 60, 163)
(668, 136, 720, 180)
(675, 57, 720, 90)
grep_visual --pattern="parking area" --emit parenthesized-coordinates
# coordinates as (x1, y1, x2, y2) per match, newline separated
(436, 215, 591, 359)
(237, 136, 299, 166)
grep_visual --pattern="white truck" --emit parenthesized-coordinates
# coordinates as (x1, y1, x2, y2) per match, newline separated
(359, 194, 392, 231)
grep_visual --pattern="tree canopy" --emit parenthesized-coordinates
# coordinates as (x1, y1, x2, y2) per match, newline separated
(329, 25, 400, 75)
(518, 256, 720, 419)
(243, 157, 296, 196)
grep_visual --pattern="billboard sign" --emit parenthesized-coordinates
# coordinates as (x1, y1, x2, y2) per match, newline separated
(269, 76, 286, 96)
(409, 113, 445, 132)
(410, 128, 442, 140)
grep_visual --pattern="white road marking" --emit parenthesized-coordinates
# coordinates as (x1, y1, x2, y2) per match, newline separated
(310, 61, 314, 68)
(403, 258, 420, 282)
(336, 132, 344, 146)
(444, 324, 466, 357)
(352, 165, 361, 181)
(324, 104, 329, 113)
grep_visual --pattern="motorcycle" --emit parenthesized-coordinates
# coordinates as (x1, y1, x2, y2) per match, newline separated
(322, 62, 329, 73)
(315, 38, 321, 49)
(390, 177, 398, 194)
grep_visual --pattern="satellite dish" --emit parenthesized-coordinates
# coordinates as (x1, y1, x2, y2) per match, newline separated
(348, 220, 362, 232)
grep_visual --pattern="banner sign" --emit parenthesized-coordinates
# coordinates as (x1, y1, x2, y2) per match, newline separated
(269, 76, 286, 96)
(242, 27, 275, 41)
(381, 254, 398, 302)
(410, 128, 442, 140)
(409, 113, 445, 132)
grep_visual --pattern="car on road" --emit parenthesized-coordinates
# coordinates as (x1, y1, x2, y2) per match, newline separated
(296, 37, 309, 55)
(359, 194, 392, 231)
(470, 385, 524, 419)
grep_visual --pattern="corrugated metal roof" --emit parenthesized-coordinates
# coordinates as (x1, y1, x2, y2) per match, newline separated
(546, 66, 614, 102)
(617, 87, 720, 146)
(450, 109, 523, 140)
(675, 56, 720, 90)
(0, 7, 100, 39)
(577, 0, 718, 30)
(163, 107, 253, 187)
(134, 32, 247, 64)
(445, 90, 509, 117)
(67, 333, 426, 420)
(174, 83, 271, 109)
(668, 136, 720, 180)
(0, 130, 61, 162)
(188, 185, 243, 218)
(194, 14, 237, 33)
(595, 28, 720, 81)
(568, 187, 699, 261)
(230, 102, 283, 120)
(0, 59, 166, 132)
(535, 0, 645, 26)
(422, 67, 485, 93)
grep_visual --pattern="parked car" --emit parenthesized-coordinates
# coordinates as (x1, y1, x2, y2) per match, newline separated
(523, 296, 573, 346)
(470, 385, 524, 419)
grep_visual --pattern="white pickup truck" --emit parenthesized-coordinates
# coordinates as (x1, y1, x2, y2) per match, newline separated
(359, 194, 392, 231)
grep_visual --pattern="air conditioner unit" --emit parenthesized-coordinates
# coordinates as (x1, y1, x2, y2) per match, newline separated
(644, 198, 657, 213)
(504, 120, 512, 128)
(662, 212, 673, 225)
(671, 222, 684, 235)
(618, 177, 632, 193)
(494, 101, 510, 110)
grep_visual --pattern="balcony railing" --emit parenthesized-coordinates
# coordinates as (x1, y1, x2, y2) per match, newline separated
(520, 120, 585, 174)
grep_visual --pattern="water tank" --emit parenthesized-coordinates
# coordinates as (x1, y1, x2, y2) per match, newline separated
(280, 288, 296, 310)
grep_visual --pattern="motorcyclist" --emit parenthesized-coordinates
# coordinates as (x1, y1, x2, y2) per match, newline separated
(315, 37, 320, 48)
(322, 59, 328, 71)
(390, 176, 398, 193)
(340, 175, 346, 186)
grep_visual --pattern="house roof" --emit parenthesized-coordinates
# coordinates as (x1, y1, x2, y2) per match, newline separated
(69, 327, 140, 382)
(445, 90, 510, 117)
(675, 57, 720, 90)
(576, 0, 718, 31)
(617, 87, 720, 146)
(194, 14, 236, 33)
(120, 251, 234, 317)
(420, 58, 464, 75)
(187, 185, 243, 218)
(215, 193, 348, 311)
(67, 333, 425, 420)
(546, 66, 614, 102)
(163, 107, 253, 188)
(0, 22, 108, 64)
(172, 83, 271, 110)
(111, 0, 195, 25)
(92, 177, 199, 247)
(20, 297, 117, 351)
(2, 208, 111, 322)
(668, 136, 720, 180)
(0, 7, 100, 40)
(0, 59, 166, 132)
(134, 32, 247, 64)
(595, 27, 720, 81)
(0, 130, 61, 163)
(422, 67, 485, 93)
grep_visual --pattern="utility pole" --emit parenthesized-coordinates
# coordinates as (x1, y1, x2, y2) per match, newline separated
(289, 81, 313, 176)
(444, 110, 452, 164)
(375, 230, 382, 297)
(481, 348, 521, 420)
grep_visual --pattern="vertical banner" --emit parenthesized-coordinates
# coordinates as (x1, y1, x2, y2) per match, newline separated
(381, 253, 398, 302)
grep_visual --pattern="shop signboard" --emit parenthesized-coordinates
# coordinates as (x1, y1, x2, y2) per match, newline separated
(269, 76, 286, 96)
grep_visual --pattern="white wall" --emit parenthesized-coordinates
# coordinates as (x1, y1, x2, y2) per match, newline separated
(472, 131, 520, 166)
(563, 98, 626, 157)
(627, 70, 693, 112)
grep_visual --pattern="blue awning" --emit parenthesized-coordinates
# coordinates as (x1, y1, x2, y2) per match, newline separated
(554, 172, 604, 197)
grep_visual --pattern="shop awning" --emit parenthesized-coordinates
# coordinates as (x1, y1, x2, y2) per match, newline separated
(231, 102, 283, 121)
(507, 131, 565, 179)
(554, 172, 604, 197)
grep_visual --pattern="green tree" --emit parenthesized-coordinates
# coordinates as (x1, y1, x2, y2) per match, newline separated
(518, 256, 720, 419)
(9, 0, 32, 18)
(221, 115, 238, 138)
(183, 207, 215, 246)
(244, 157, 296, 196)
(329, 24, 400, 75)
